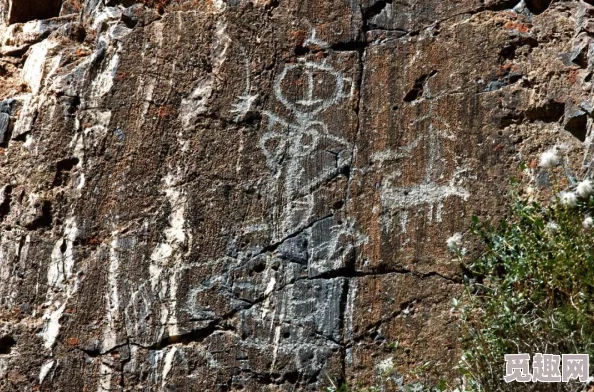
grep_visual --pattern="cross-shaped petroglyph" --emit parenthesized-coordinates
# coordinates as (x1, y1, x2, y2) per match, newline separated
(260, 53, 355, 239)
(254, 30, 367, 272)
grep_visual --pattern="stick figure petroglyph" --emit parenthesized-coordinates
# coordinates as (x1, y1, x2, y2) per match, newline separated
(219, 32, 367, 337)
(223, 30, 367, 276)
(261, 57, 355, 240)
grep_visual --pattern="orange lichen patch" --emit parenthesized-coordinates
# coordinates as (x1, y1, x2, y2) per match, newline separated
(65, 337, 80, 346)
(492, 10, 532, 32)
(71, 0, 83, 12)
(503, 21, 531, 34)
(567, 68, 579, 84)
(559, 177, 569, 187)
(0, 61, 24, 100)
(290, 29, 308, 47)
(86, 237, 101, 245)
(498, 63, 521, 75)
(157, 105, 177, 118)
(497, 63, 513, 76)
(73, 47, 91, 57)
(141, 0, 170, 13)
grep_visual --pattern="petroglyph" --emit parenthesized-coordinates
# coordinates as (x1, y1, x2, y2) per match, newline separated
(308, 217, 368, 277)
(261, 55, 354, 240)
(378, 78, 470, 233)
(201, 34, 368, 371)
(169, 42, 367, 365)
(380, 171, 470, 226)
(271, 61, 353, 120)
(180, 20, 230, 129)
(230, 47, 258, 122)
(303, 28, 329, 49)
(185, 281, 220, 322)
(1, 1, 587, 388)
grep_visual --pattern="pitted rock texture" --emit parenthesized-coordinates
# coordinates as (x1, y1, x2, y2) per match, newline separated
(0, 0, 590, 390)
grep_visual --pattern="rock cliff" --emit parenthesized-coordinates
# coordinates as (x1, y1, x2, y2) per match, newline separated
(0, 0, 589, 390)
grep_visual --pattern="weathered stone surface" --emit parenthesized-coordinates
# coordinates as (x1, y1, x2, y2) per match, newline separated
(0, 0, 591, 390)
(7, 0, 62, 25)
(0, 113, 9, 144)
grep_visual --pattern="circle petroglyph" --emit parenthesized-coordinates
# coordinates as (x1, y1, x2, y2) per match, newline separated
(275, 62, 346, 117)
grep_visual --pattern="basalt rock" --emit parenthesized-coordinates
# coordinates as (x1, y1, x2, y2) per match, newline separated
(0, 0, 589, 390)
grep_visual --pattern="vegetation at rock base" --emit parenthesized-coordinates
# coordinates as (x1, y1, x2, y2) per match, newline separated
(454, 148, 594, 392)
(323, 148, 594, 392)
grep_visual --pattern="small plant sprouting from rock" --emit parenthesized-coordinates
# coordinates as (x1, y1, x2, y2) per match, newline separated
(323, 357, 453, 391)
(452, 146, 594, 391)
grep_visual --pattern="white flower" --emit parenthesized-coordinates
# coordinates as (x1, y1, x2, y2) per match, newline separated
(584, 216, 594, 229)
(446, 233, 463, 252)
(577, 180, 594, 199)
(545, 221, 559, 233)
(525, 186, 535, 196)
(539, 149, 560, 169)
(559, 191, 578, 208)
(377, 357, 394, 375)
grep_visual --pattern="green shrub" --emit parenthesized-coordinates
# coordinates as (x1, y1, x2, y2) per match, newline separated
(455, 153, 594, 391)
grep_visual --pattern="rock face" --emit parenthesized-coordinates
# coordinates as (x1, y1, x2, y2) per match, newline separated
(0, 0, 590, 390)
